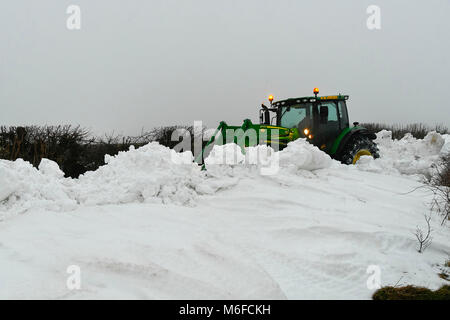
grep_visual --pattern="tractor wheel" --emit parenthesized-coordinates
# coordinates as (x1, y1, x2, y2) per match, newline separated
(339, 136, 380, 165)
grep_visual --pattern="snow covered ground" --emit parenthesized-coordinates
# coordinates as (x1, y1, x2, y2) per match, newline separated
(0, 132, 449, 299)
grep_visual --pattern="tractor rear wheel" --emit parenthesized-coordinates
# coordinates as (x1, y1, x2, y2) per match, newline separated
(339, 136, 380, 165)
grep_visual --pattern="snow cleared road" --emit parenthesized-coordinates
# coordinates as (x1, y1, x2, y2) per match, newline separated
(0, 131, 449, 299)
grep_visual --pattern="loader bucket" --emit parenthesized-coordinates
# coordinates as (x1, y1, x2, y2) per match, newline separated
(195, 119, 299, 164)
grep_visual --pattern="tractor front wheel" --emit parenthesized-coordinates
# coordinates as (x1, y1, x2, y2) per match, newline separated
(340, 136, 380, 165)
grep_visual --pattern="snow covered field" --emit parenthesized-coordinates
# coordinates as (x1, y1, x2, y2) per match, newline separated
(0, 132, 449, 299)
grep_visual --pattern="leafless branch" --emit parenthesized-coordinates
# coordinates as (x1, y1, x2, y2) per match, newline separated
(414, 215, 433, 253)
(424, 155, 450, 225)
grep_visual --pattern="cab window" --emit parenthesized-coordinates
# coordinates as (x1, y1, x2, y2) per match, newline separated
(280, 103, 312, 129)
(319, 102, 338, 122)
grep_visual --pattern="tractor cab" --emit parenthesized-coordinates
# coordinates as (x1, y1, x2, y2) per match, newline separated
(260, 89, 350, 152)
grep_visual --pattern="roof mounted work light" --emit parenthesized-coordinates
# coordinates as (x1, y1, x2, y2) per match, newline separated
(313, 88, 319, 97)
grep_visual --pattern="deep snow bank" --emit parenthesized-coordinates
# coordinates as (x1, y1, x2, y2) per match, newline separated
(441, 134, 450, 155)
(1, 132, 449, 217)
(73, 143, 202, 206)
(0, 143, 205, 217)
(0, 139, 332, 216)
(205, 138, 332, 170)
(0, 159, 77, 217)
(278, 138, 334, 171)
(199, 139, 333, 193)
(356, 131, 447, 177)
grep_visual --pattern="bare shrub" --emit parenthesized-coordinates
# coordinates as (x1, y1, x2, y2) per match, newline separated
(426, 155, 450, 225)
(414, 215, 433, 253)
(0, 125, 90, 177)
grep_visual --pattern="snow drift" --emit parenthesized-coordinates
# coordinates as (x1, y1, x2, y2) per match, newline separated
(0, 130, 450, 299)
(356, 131, 447, 177)
(73, 143, 201, 206)
(0, 131, 449, 218)
(0, 159, 77, 218)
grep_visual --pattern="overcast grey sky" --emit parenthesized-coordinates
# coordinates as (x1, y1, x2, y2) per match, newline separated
(1, 0, 449, 135)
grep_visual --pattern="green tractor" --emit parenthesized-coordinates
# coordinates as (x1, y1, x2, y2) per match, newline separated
(197, 88, 379, 165)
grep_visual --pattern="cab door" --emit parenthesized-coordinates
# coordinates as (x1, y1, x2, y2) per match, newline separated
(314, 101, 341, 152)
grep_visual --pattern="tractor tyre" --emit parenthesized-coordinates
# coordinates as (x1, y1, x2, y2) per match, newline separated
(339, 135, 380, 165)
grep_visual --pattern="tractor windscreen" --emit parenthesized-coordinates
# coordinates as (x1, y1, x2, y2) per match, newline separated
(279, 103, 313, 130)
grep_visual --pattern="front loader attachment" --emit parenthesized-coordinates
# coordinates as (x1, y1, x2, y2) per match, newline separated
(195, 119, 299, 164)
